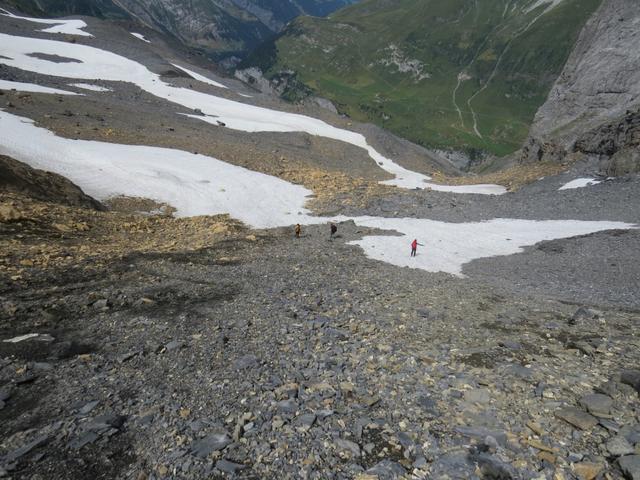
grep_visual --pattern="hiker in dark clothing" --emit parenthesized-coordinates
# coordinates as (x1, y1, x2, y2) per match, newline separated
(295, 224, 301, 238)
(410, 239, 424, 257)
(330, 223, 338, 239)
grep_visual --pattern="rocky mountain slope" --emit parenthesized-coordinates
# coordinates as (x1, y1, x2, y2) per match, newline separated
(3, 0, 357, 58)
(520, 0, 640, 173)
(242, 0, 602, 157)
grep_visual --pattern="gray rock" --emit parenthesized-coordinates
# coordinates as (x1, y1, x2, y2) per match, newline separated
(117, 350, 140, 363)
(464, 388, 491, 404)
(93, 299, 109, 310)
(619, 455, 640, 480)
(568, 452, 584, 463)
(32, 362, 53, 371)
(4, 435, 49, 463)
(68, 431, 99, 450)
(87, 413, 126, 430)
(455, 426, 507, 447)
(599, 418, 621, 433)
(365, 459, 406, 479)
(620, 424, 640, 445)
(607, 436, 635, 457)
(506, 364, 534, 380)
(499, 341, 522, 350)
(566, 340, 595, 356)
(15, 373, 37, 384)
(324, 328, 348, 341)
(215, 459, 245, 474)
(417, 395, 439, 416)
(165, 340, 184, 351)
(277, 399, 297, 414)
(413, 456, 427, 469)
(397, 431, 413, 450)
(470, 452, 517, 480)
(334, 438, 361, 457)
(191, 433, 232, 457)
(0, 388, 10, 402)
(555, 407, 598, 430)
(429, 452, 475, 478)
(621, 370, 640, 394)
(296, 413, 316, 429)
(234, 354, 258, 370)
(579, 393, 613, 417)
(570, 307, 599, 324)
(595, 380, 619, 397)
(317, 409, 334, 419)
(78, 400, 99, 415)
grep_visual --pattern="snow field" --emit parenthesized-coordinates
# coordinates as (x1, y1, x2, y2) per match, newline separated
(0, 79, 78, 95)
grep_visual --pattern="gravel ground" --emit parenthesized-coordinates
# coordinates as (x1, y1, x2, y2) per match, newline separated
(1, 221, 639, 479)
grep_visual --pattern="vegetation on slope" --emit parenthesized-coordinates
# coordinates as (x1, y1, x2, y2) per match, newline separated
(248, 0, 602, 156)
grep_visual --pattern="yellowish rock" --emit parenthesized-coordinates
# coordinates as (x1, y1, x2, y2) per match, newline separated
(537, 451, 556, 464)
(0, 204, 22, 222)
(528, 439, 557, 453)
(573, 462, 604, 480)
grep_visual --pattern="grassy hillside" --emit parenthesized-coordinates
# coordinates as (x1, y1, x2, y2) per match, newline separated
(249, 0, 602, 156)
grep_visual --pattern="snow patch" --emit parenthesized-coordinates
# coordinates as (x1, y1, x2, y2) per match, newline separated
(130, 32, 150, 43)
(0, 111, 313, 229)
(349, 217, 636, 276)
(171, 63, 227, 89)
(0, 79, 78, 95)
(559, 178, 602, 191)
(0, 8, 92, 36)
(69, 83, 112, 92)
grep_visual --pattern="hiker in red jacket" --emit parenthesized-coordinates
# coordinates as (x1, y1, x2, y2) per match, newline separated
(410, 239, 424, 257)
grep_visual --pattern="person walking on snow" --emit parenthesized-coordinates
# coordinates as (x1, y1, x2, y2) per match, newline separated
(410, 239, 424, 257)
(295, 224, 301, 238)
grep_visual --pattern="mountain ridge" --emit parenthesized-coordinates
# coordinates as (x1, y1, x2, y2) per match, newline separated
(0, 0, 358, 58)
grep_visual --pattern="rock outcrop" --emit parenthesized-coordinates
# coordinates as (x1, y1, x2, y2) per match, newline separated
(0, 155, 103, 210)
(574, 109, 640, 175)
(521, 0, 640, 166)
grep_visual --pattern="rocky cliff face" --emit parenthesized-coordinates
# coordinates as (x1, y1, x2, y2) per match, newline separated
(521, 0, 640, 167)
(574, 109, 640, 176)
(2, 0, 356, 57)
(101, 0, 356, 56)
